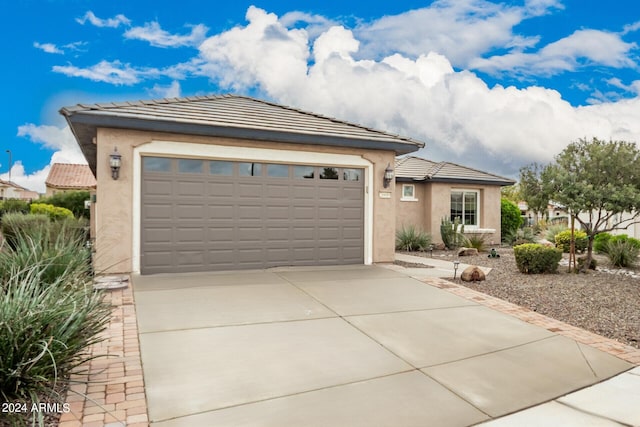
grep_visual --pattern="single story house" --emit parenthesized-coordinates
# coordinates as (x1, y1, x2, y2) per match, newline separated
(0, 179, 39, 201)
(395, 156, 515, 246)
(61, 95, 424, 275)
(45, 163, 97, 196)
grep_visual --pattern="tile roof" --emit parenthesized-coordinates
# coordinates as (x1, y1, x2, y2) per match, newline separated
(395, 156, 515, 186)
(45, 163, 96, 189)
(61, 94, 424, 174)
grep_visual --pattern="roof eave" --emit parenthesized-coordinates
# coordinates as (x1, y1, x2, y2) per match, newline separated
(395, 176, 515, 186)
(62, 110, 424, 174)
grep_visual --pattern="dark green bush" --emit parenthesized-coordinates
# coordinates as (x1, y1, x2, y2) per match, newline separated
(501, 198, 523, 242)
(593, 232, 612, 253)
(396, 225, 432, 251)
(514, 243, 562, 274)
(604, 240, 640, 268)
(30, 203, 74, 220)
(38, 190, 91, 218)
(554, 229, 588, 253)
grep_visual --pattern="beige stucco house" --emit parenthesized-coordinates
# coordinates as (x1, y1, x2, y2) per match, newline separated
(0, 179, 39, 201)
(395, 156, 515, 246)
(61, 95, 423, 275)
(45, 163, 97, 196)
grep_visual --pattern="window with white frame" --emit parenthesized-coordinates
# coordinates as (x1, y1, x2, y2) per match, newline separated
(451, 190, 479, 227)
(401, 184, 417, 201)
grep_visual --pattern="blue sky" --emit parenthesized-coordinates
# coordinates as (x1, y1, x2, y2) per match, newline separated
(4, 0, 639, 192)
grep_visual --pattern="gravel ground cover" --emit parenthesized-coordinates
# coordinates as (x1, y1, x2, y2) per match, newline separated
(405, 248, 640, 349)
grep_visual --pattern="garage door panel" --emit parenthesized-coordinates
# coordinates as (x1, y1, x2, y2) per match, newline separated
(177, 180, 206, 196)
(175, 204, 206, 219)
(143, 179, 173, 196)
(238, 183, 263, 197)
(143, 204, 173, 220)
(141, 157, 364, 274)
(208, 182, 234, 196)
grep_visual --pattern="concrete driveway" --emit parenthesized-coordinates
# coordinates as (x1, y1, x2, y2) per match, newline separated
(132, 265, 631, 426)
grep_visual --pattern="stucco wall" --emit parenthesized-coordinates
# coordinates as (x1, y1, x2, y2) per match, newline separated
(395, 181, 503, 246)
(93, 128, 398, 274)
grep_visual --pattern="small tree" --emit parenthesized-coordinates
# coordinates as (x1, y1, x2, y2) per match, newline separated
(519, 163, 551, 222)
(541, 138, 640, 272)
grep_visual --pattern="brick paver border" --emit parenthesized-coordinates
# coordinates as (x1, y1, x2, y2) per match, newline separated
(59, 283, 149, 427)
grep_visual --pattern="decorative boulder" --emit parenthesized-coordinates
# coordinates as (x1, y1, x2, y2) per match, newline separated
(460, 266, 486, 282)
(457, 247, 478, 257)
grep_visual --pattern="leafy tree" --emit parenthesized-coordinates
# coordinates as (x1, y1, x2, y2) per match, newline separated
(541, 137, 640, 271)
(501, 198, 523, 242)
(38, 190, 90, 218)
(500, 184, 521, 203)
(519, 163, 550, 222)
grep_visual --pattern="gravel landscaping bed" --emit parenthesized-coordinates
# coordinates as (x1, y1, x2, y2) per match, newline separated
(405, 248, 640, 349)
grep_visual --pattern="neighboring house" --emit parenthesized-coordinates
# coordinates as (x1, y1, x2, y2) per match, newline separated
(517, 200, 570, 226)
(0, 179, 39, 201)
(61, 95, 423, 275)
(395, 156, 515, 246)
(45, 163, 96, 196)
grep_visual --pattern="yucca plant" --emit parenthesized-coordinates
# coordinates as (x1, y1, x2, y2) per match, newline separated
(466, 234, 488, 252)
(396, 225, 432, 251)
(604, 240, 640, 268)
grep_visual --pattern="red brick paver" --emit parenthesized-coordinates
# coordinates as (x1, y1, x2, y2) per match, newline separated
(422, 276, 640, 365)
(60, 283, 149, 426)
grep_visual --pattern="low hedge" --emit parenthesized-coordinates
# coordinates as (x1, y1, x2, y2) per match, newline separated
(514, 243, 562, 274)
(594, 232, 640, 254)
(554, 229, 588, 253)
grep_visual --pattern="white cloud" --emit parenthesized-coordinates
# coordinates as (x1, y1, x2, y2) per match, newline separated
(622, 20, 640, 35)
(10, 124, 87, 193)
(34, 42, 64, 54)
(471, 29, 638, 76)
(76, 11, 130, 28)
(192, 7, 640, 177)
(124, 22, 208, 48)
(52, 60, 150, 85)
(148, 80, 182, 98)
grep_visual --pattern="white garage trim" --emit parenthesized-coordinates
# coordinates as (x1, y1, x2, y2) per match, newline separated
(132, 140, 374, 273)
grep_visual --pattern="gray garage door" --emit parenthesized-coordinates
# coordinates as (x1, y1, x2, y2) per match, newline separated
(140, 157, 365, 274)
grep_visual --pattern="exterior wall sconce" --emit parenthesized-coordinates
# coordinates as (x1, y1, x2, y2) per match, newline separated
(383, 163, 394, 188)
(110, 147, 122, 180)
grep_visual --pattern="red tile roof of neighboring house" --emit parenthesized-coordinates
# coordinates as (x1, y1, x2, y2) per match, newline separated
(45, 163, 96, 189)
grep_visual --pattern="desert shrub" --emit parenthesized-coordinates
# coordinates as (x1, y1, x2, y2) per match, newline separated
(0, 199, 30, 219)
(38, 190, 91, 218)
(554, 229, 588, 253)
(440, 217, 468, 250)
(504, 227, 536, 246)
(396, 225, 432, 251)
(0, 213, 50, 250)
(604, 240, 640, 268)
(465, 234, 488, 252)
(545, 224, 568, 243)
(0, 261, 110, 407)
(500, 198, 523, 242)
(577, 256, 597, 270)
(514, 243, 563, 274)
(30, 203, 74, 220)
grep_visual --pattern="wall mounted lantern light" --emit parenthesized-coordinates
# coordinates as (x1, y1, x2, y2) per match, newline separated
(383, 163, 394, 188)
(110, 147, 122, 180)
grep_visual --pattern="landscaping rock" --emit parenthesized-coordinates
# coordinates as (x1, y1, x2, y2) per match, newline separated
(457, 247, 479, 257)
(461, 265, 486, 282)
